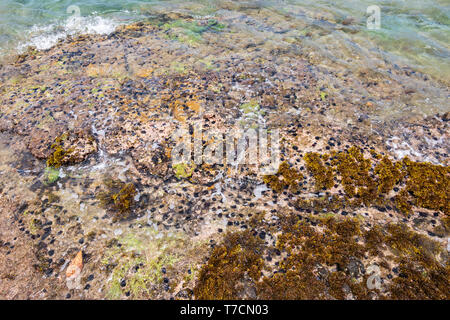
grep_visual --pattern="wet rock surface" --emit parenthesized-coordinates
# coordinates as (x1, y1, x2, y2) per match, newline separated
(0, 11, 448, 300)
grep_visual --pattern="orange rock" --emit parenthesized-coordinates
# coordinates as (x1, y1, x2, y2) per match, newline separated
(135, 68, 154, 78)
(66, 250, 83, 279)
(186, 99, 201, 112)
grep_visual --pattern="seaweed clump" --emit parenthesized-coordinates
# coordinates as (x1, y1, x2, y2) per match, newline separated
(46, 133, 74, 168)
(304, 152, 334, 191)
(298, 146, 448, 215)
(194, 231, 264, 300)
(374, 156, 404, 194)
(385, 223, 449, 299)
(363, 225, 386, 256)
(263, 161, 303, 193)
(332, 146, 378, 206)
(195, 207, 448, 299)
(46, 131, 97, 168)
(400, 157, 449, 214)
(295, 194, 344, 214)
(389, 260, 449, 300)
(97, 177, 137, 219)
(257, 216, 372, 300)
(395, 189, 412, 215)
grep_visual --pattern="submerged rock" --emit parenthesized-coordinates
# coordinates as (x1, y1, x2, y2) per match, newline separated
(0, 10, 448, 300)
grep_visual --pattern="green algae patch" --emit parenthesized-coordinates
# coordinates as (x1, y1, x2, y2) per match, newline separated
(263, 161, 303, 193)
(385, 223, 439, 266)
(102, 229, 185, 299)
(240, 101, 260, 114)
(194, 231, 264, 300)
(162, 19, 226, 45)
(15, 46, 38, 64)
(363, 225, 386, 256)
(44, 166, 60, 184)
(172, 163, 195, 179)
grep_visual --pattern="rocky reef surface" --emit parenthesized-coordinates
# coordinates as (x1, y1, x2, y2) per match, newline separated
(0, 11, 448, 299)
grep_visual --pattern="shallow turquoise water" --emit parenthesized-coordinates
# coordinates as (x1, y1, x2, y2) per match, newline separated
(0, 0, 449, 81)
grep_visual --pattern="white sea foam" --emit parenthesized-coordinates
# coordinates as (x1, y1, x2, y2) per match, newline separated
(386, 136, 423, 160)
(17, 15, 119, 52)
(253, 184, 269, 201)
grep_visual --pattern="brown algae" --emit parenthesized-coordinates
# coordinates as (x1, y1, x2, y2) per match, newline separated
(263, 161, 303, 193)
(96, 177, 137, 218)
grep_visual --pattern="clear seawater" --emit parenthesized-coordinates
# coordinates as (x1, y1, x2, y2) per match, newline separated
(0, 0, 449, 82)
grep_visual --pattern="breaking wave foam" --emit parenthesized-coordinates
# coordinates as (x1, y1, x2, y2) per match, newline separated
(17, 15, 120, 52)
